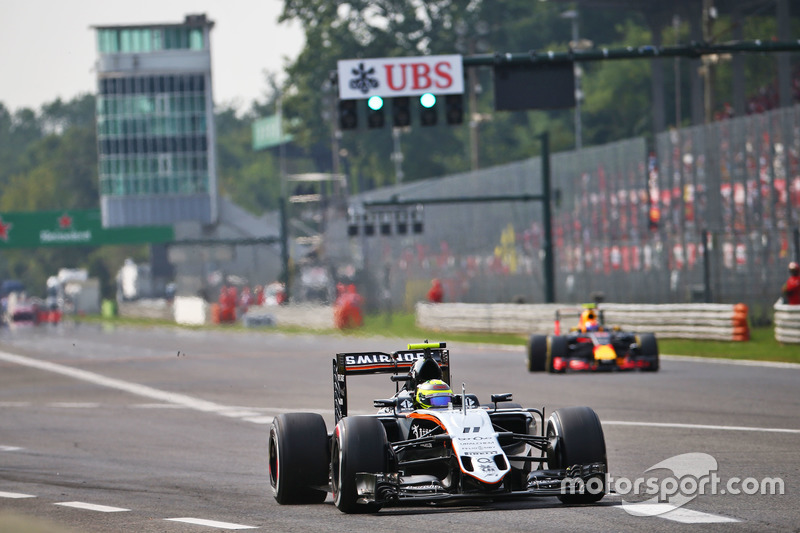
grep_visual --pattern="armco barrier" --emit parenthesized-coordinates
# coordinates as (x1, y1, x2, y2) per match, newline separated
(117, 299, 173, 321)
(416, 302, 749, 341)
(122, 299, 334, 329)
(246, 304, 335, 330)
(774, 302, 800, 344)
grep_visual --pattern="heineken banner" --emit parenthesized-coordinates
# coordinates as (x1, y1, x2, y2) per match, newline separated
(0, 209, 173, 249)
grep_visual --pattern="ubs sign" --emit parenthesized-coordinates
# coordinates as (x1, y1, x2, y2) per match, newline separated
(337, 55, 464, 100)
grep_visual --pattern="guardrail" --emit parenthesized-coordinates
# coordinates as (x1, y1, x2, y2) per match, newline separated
(121, 298, 335, 329)
(245, 304, 334, 330)
(774, 302, 800, 344)
(416, 302, 750, 341)
(117, 299, 173, 321)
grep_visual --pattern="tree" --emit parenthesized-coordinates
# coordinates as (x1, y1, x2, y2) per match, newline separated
(277, 0, 651, 189)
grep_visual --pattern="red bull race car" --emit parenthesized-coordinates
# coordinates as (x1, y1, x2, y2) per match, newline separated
(527, 305, 659, 373)
(268, 342, 607, 513)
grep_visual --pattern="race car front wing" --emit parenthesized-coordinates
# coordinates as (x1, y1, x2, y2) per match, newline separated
(355, 462, 607, 504)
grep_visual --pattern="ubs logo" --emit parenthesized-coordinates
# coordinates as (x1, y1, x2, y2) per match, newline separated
(349, 63, 379, 94)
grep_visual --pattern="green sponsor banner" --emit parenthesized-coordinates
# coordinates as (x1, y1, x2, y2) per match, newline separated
(0, 209, 173, 249)
(252, 114, 293, 151)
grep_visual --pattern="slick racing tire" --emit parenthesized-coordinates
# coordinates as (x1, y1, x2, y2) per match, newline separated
(548, 335, 568, 373)
(527, 334, 548, 372)
(636, 333, 660, 372)
(331, 416, 389, 513)
(547, 406, 607, 504)
(269, 413, 329, 505)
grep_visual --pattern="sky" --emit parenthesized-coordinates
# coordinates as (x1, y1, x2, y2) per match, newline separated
(0, 0, 305, 114)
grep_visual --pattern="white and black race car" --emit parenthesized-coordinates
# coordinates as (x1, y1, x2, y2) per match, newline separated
(268, 342, 607, 513)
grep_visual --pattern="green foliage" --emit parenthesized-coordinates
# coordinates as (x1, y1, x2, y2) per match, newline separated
(581, 20, 654, 144)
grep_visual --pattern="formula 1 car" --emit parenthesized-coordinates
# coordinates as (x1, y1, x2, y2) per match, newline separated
(527, 304, 659, 373)
(268, 342, 607, 513)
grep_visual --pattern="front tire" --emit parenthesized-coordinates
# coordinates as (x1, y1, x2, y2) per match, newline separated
(528, 334, 548, 372)
(548, 335, 568, 373)
(636, 333, 659, 372)
(331, 416, 389, 513)
(547, 406, 607, 504)
(268, 413, 329, 504)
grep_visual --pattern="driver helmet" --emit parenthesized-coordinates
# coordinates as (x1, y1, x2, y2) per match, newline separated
(580, 309, 598, 331)
(409, 356, 443, 389)
(583, 319, 599, 332)
(415, 379, 453, 409)
(790, 262, 800, 275)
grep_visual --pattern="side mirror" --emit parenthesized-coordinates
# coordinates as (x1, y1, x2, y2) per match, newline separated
(373, 398, 398, 409)
(391, 375, 412, 382)
(490, 393, 513, 404)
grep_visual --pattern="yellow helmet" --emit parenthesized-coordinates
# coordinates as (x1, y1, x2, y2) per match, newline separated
(415, 379, 453, 409)
(579, 308, 598, 331)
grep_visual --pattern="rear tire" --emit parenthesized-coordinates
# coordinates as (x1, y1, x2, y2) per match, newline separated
(547, 406, 607, 504)
(528, 335, 548, 372)
(268, 413, 329, 504)
(331, 417, 389, 513)
(548, 336, 568, 373)
(636, 333, 659, 372)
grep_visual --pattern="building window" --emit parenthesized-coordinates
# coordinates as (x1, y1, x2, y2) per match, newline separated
(158, 154, 172, 176)
(120, 30, 133, 52)
(98, 30, 119, 53)
(155, 94, 169, 115)
(190, 29, 204, 50)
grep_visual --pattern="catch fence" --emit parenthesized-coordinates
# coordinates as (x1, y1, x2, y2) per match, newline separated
(344, 104, 800, 322)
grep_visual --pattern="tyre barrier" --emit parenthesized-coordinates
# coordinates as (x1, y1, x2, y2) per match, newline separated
(416, 302, 750, 341)
(774, 302, 800, 344)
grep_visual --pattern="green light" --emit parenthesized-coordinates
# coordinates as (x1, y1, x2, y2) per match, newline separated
(420, 93, 436, 108)
(367, 96, 384, 111)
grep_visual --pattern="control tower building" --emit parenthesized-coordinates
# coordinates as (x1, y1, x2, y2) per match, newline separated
(93, 14, 218, 228)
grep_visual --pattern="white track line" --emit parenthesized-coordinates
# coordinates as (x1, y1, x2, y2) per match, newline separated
(604, 420, 800, 434)
(55, 501, 130, 512)
(165, 517, 257, 529)
(661, 354, 800, 369)
(0, 491, 35, 498)
(0, 351, 245, 418)
(0, 446, 23, 452)
(242, 415, 274, 424)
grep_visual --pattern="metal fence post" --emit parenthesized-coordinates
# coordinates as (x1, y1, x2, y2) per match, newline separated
(280, 197, 290, 302)
(541, 132, 555, 303)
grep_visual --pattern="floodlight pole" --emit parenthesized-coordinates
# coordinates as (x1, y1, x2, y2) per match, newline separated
(392, 127, 404, 183)
(361, 132, 556, 304)
(541, 132, 555, 303)
(279, 197, 290, 302)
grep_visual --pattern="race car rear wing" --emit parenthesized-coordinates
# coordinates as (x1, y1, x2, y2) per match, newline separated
(555, 304, 605, 335)
(333, 342, 450, 423)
